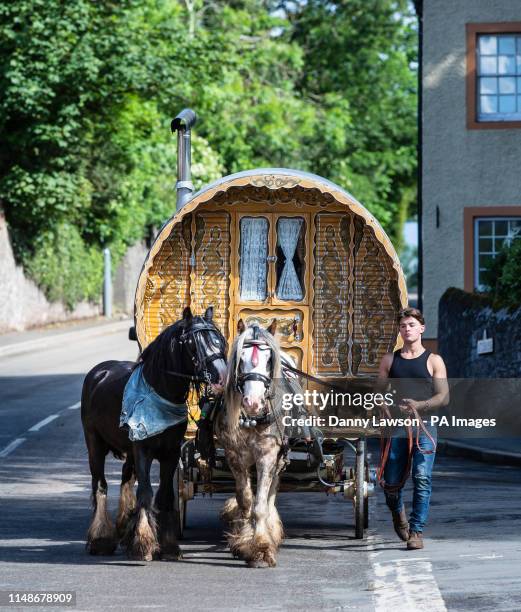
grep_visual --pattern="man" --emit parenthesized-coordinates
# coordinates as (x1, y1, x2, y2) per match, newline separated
(377, 307, 449, 550)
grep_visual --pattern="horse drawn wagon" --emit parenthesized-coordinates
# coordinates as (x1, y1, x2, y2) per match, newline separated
(130, 109, 408, 544)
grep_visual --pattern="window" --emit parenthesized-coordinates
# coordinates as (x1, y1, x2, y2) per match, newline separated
(239, 216, 269, 301)
(474, 217, 521, 290)
(467, 23, 521, 128)
(275, 217, 305, 301)
(238, 214, 307, 303)
(477, 34, 521, 120)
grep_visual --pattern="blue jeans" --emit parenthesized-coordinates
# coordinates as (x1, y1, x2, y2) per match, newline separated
(383, 425, 437, 533)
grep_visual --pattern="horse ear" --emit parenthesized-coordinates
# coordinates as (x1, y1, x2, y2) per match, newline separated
(183, 306, 193, 322)
(267, 318, 277, 336)
(204, 306, 214, 322)
(237, 318, 245, 334)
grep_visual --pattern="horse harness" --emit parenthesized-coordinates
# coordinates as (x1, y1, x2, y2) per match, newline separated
(164, 321, 227, 385)
(235, 325, 276, 428)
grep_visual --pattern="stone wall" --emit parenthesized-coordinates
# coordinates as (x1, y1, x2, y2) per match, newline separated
(0, 211, 100, 332)
(113, 241, 148, 315)
(0, 210, 148, 331)
(438, 287, 521, 377)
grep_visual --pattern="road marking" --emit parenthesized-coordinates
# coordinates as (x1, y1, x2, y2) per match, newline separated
(1, 402, 79, 460)
(0, 438, 26, 458)
(28, 414, 59, 432)
(367, 534, 447, 612)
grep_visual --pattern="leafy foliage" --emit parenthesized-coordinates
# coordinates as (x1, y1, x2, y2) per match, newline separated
(0, 0, 418, 307)
(482, 239, 521, 308)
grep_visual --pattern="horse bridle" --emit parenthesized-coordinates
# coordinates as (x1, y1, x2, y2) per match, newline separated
(177, 322, 227, 384)
(235, 326, 275, 426)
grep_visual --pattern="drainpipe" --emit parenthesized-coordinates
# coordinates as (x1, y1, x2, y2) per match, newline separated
(414, 0, 423, 312)
(171, 109, 197, 211)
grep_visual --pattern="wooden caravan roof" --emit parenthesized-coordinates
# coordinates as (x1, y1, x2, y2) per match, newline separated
(134, 168, 408, 376)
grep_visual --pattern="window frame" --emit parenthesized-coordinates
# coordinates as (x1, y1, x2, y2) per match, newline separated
(473, 216, 521, 291)
(463, 206, 521, 291)
(466, 22, 521, 129)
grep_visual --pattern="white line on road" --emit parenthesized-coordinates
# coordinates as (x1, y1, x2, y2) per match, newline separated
(1, 402, 78, 460)
(0, 438, 27, 458)
(28, 414, 59, 432)
(367, 534, 447, 612)
(372, 559, 447, 611)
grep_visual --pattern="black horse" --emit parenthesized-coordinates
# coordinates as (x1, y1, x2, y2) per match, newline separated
(81, 306, 227, 561)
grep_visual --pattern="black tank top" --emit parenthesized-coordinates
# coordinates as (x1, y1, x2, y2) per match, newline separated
(389, 348, 434, 402)
(390, 348, 431, 379)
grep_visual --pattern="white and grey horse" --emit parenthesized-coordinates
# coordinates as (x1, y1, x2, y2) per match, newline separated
(215, 319, 293, 568)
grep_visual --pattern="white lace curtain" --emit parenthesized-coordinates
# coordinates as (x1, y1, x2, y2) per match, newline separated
(276, 217, 303, 301)
(240, 217, 268, 300)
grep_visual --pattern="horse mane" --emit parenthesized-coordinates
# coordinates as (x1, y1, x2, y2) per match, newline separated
(138, 317, 205, 399)
(224, 326, 282, 431)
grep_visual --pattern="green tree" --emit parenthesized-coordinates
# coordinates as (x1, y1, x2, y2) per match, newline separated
(0, 0, 418, 308)
(279, 0, 418, 243)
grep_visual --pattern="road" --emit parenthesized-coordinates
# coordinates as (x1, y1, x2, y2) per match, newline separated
(0, 328, 520, 611)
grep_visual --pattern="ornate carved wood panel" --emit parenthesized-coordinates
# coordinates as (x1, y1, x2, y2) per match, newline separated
(312, 213, 353, 376)
(237, 308, 306, 343)
(139, 215, 192, 347)
(352, 224, 401, 375)
(191, 212, 231, 342)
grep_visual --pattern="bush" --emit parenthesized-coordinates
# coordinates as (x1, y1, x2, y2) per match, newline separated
(482, 239, 521, 308)
(24, 223, 103, 310)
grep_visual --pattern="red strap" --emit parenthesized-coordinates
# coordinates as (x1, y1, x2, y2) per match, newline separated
(251, 344, 259, 367)
(377, 405, 437, 493)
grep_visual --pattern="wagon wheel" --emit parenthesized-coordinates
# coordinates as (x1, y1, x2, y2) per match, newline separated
(174, 460, 187, 539)
(354, 438, 367, 539)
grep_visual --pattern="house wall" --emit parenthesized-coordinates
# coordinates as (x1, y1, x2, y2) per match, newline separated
(422, 0, 521, 341)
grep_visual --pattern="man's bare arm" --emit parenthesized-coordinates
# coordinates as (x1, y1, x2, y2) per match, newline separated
(375, 353, 393, 393)
(429, 355, 450, 409)
(403, 355, 450, 413)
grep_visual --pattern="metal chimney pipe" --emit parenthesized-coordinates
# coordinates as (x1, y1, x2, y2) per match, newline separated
(171, 109, 197, 211)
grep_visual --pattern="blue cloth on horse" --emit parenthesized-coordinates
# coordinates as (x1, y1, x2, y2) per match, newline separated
(120, 364, 187, 441)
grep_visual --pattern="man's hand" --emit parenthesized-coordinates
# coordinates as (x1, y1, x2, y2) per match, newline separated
(399, 398, 422, 414)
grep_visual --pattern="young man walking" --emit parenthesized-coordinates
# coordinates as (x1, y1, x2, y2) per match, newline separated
(377, 307, 449, 550)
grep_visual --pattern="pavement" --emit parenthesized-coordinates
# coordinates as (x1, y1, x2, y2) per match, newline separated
(1, 318, 520, 467)
(0, 316, 134, 358)
(437, 438, 521, 467)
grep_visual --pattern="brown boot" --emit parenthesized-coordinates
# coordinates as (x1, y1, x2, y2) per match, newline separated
(391, 508, 409, 542)
(407, 531, 424, 550)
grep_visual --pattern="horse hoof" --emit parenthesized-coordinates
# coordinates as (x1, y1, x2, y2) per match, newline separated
(160, 548, 183, 561)
(247, 558, 270, 568)
(128, 551, 153, 562)
(87, 538, 117, 556)
(264, 552, 277, 567)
